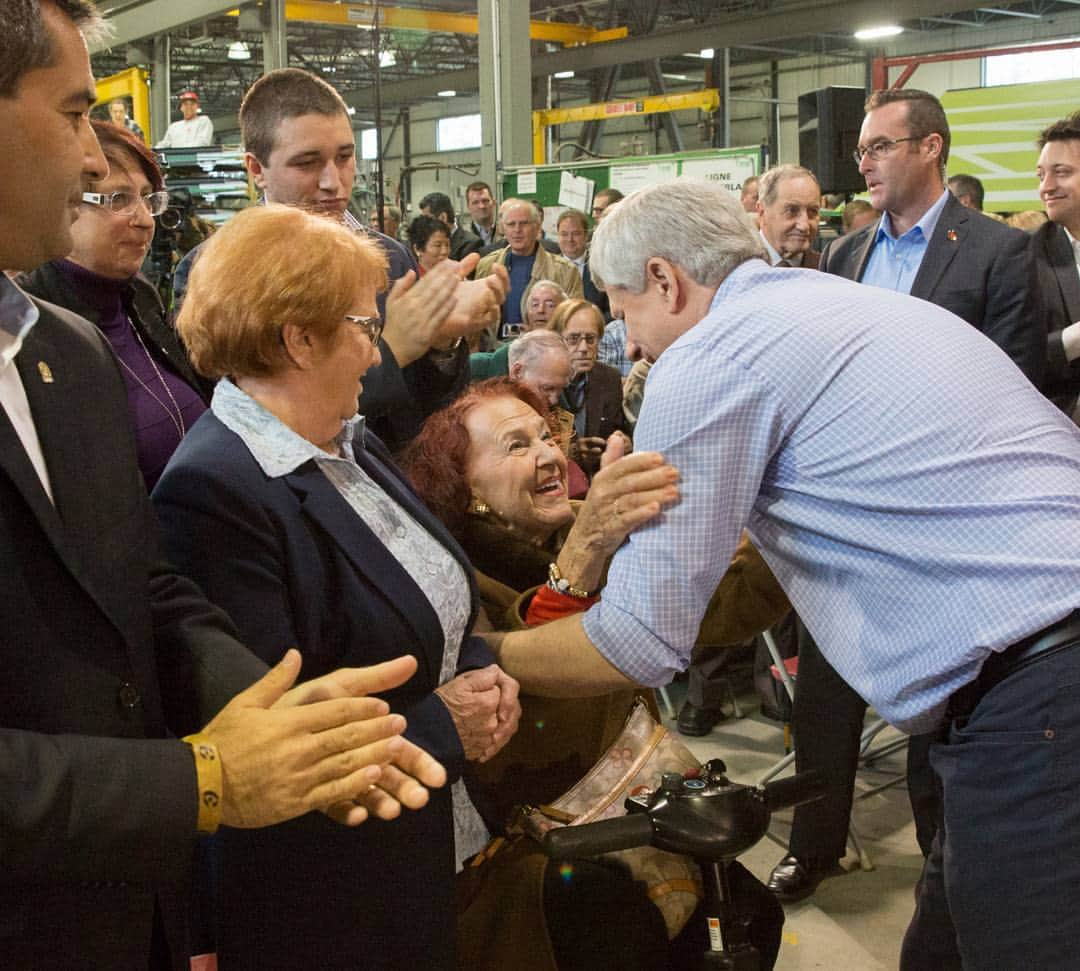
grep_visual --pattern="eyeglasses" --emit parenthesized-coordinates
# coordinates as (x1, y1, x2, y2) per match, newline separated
(563, 332, 598, 347)
(81, 190, 171, 217)
(343, 314, 383, 345)
(852, 136, 923, 164)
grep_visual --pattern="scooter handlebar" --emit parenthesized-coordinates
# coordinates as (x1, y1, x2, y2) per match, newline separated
(542, 813, 656, 860)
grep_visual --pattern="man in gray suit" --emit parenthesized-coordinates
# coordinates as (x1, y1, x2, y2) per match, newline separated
(1034, 110, 1080, 421)
(768, 87, 1045, 904)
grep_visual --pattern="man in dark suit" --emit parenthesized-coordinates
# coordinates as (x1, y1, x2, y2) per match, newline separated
(419, 190, 484, 261)
(768, 87, 1045, 904)
(0, 3, 442, 966)
(557, 208, 611, 319)
(1034, 110, 1080, 421)
(756, 164, 822, 269)
(465, 179, 501, 247)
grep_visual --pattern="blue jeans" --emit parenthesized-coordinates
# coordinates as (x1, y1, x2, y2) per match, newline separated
(901, 639, 1080, 969)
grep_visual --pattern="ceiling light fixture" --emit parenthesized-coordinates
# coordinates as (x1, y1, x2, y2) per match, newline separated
(554, 70, 574, 79)
(379, 50, 396, 67)
(854, 25, 904, 40)
(697, 48, 715, 58)
(227, 41, 251, 61)
(438, 89, 456, 97)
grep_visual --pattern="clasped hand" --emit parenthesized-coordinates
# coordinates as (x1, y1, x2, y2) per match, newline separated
(435, 664, 521, 763)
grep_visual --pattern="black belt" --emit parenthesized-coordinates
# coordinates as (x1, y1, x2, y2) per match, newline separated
(948, 609, 1080, 719)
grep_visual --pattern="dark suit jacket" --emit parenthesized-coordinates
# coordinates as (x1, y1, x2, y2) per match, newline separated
(561, 362, 627, 477)
(582, 260, 611, 319)
(450, 224, 483, 261)
(152, 410, 495, 968)
(819, 194, 1045, 386)
(0, 297, 263, 969)
(1033, 220, 1080, 417)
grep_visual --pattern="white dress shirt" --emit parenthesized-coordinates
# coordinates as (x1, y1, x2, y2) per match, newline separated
(0, 277, 53, 502)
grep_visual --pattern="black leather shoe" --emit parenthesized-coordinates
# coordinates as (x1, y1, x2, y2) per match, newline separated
(766, 854, 841, 902)
(676, 701, 726, 736)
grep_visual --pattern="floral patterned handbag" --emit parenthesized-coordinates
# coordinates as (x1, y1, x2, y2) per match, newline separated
(520, 699, 704, 938)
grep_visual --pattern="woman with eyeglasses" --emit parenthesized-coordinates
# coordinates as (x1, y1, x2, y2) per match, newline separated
(19, 121, 209, 490)
(151, 202, 521, 969)
(549, 298, 628, 478)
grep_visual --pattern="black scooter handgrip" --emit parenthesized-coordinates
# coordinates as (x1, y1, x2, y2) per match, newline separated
(542, 814, 656, 860)
(761, 770, 827, 812)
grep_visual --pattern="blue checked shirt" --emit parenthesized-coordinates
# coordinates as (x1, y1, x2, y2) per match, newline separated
(583, 259, 1080, 732)
(598, 318, 632, 377)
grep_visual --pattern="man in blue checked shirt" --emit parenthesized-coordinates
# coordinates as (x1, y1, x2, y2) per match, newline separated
(490, 178, 1080, 971)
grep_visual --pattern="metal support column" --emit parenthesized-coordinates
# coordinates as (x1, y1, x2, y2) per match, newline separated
(711, 48, 730, 148)
(150, 34, 170, 146)
(478, 0, 533, 186)
(262, 0, 288, 73)
(769, 60, 780, 169)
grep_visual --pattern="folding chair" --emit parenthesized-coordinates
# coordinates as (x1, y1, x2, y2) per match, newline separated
(755, 630, 907, 872)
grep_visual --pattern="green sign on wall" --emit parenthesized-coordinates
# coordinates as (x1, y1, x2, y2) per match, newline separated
(500, 146, 764, 214)
(943, 79, 1080, 213)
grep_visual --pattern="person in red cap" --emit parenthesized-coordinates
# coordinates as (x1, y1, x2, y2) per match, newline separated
(156, 89, 214, 148)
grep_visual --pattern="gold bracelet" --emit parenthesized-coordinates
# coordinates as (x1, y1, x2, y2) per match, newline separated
(548, 560, 595, 599)
(182, 733, 223, 835)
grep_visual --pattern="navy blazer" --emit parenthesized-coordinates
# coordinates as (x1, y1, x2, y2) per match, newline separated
(153, 409, 493, 968)
(1033, 220, 1080, 418)
(820, 193, 1046, 387)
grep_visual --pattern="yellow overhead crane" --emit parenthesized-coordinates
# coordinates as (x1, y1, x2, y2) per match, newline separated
(227, 2, 628, 45)
(532, 89, 721, 165)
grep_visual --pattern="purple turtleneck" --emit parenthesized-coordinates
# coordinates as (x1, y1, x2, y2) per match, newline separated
(55, 259, 206, 490)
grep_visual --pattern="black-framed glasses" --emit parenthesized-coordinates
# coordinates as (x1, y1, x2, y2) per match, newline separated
(343, 314, 383, 345)
(563, 332, 598, 347)
(852, 136, 924, 164)
(81, 190, 171, 217)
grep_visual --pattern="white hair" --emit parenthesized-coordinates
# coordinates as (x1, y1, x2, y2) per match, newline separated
(520, 279, 569, 324)
(498, 197, 541, 224)
(590, 178, 766, 294)
(758, 164, 819, 208)
(507, 329, 569, 371)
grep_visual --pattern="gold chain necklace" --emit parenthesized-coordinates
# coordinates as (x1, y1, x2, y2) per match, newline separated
(115, 316, 186, 443)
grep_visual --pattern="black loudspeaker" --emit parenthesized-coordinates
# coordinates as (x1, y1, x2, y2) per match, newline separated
(798, 86, 866, 195)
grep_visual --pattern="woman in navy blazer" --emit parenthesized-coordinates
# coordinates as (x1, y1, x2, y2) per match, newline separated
(152, 204, 520, 970)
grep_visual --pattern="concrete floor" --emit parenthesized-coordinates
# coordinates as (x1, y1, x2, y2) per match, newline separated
(660, 674, 922, 970)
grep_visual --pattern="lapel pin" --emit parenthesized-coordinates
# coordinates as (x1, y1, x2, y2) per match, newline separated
(946, 229, 958, 242)
(37, 361, 54, 384)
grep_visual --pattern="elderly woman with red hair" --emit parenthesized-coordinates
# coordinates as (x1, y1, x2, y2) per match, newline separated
(400, 376, 672, 626)
(402, 378, 791, 969)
